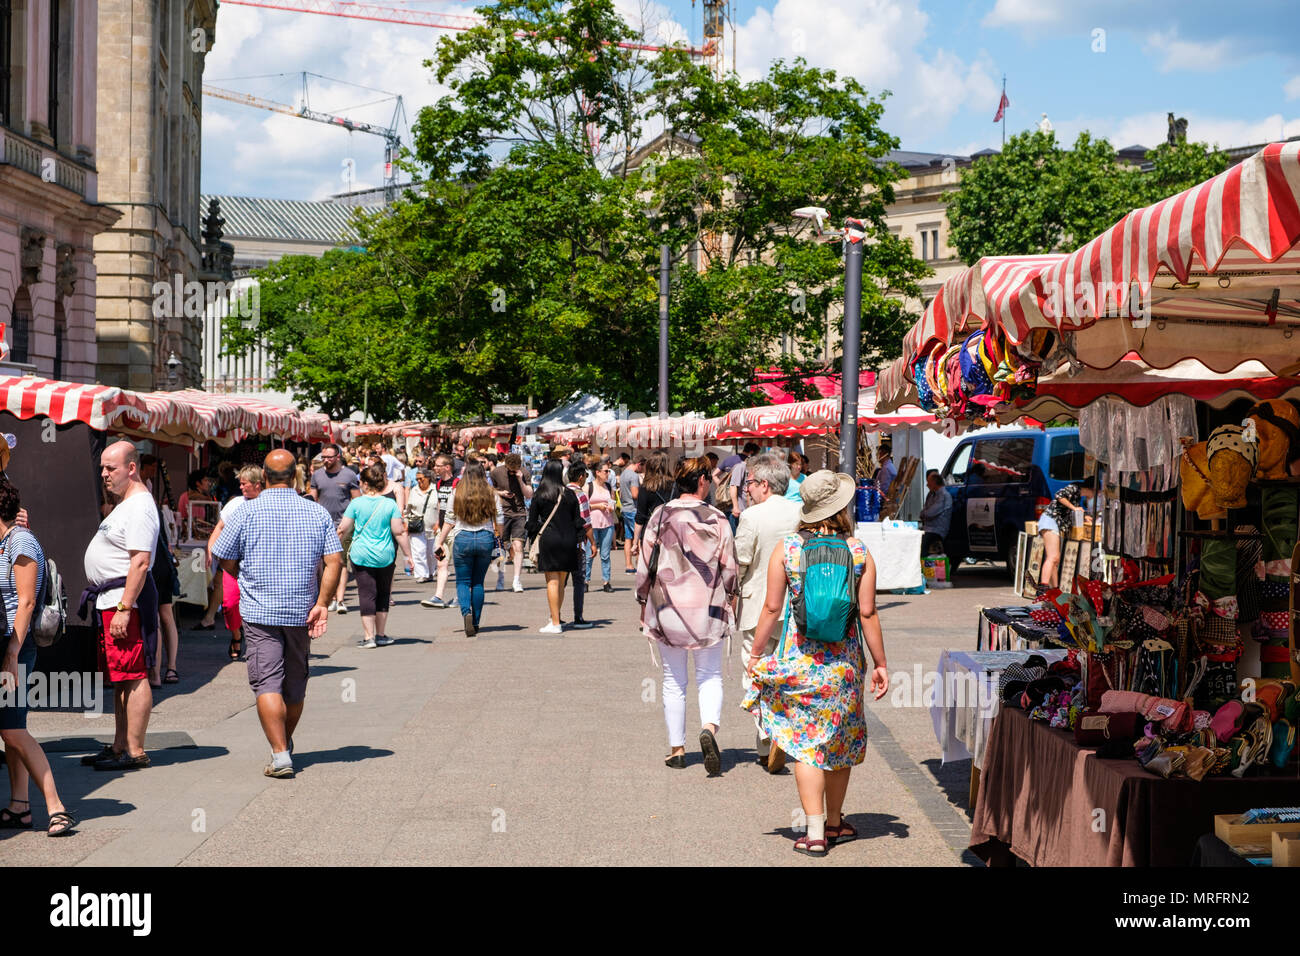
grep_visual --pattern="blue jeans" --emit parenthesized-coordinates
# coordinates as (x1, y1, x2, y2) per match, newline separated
(588, 526, 614, 583)
(453, 530, 495, 627)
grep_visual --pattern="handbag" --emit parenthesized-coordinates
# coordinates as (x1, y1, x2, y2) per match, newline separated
(527, 494, 565, 567)
(644, 506, 670, 593)
(406, 490, 432, 535)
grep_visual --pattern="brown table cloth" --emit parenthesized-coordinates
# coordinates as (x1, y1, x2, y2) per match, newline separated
(970, 708, 1300, 866)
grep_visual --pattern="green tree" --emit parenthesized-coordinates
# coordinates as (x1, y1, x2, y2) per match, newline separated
(947, 130, 1230, 263)
(226, 0, 930, 420)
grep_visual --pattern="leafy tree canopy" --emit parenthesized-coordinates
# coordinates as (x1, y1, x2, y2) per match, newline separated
(226, 0, 930, 420)
(946, 130, 1230, 263)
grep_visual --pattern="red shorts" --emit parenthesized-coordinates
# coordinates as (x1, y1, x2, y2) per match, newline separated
(100, 608, 148, 683)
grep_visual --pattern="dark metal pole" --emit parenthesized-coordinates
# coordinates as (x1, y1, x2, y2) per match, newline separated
(839, 226, 864, 476)
(659, 243, 670, 419)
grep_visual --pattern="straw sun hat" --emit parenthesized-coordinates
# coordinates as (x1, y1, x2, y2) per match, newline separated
(799, 469, 856, 523)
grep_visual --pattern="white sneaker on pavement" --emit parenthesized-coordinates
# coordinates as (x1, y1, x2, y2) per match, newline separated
(328, 600, 339, 612)
(337, 602, 349, 614)
(538, 622, 563, 634)
(512, 580, 524, 592)
(359, 638, 377, 649)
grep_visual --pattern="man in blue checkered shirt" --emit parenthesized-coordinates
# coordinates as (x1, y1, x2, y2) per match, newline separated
(213, 450, 342, 779)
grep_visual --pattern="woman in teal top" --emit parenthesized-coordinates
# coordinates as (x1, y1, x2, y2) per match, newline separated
(784, 451, 806, 502)
(338, 464, 412, 648)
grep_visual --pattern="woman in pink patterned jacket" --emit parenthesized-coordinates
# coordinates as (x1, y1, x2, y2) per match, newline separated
(636, 457, 738, 775)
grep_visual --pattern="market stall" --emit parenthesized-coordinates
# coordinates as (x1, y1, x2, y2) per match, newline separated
(885, 142, 1300, 866)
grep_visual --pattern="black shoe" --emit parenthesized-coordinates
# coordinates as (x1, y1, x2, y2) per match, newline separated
(463, 613, 477, 637)
(569, 619, 595, 630)
(664, 754, 686, 769)
(81, 745, 117, 767)
(700, 729, 722, 776)
(94, 751, 151, 772)
(602, 582, 613, 593)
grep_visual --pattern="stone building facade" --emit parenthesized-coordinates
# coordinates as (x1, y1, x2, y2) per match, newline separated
(94, 0, 220, 391)
(0, 1, 119, 383)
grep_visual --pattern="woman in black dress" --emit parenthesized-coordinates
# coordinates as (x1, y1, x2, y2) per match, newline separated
(526, 460, 586, 634)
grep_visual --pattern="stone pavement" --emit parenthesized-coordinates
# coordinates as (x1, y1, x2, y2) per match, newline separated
(2, 562, 1020, 866)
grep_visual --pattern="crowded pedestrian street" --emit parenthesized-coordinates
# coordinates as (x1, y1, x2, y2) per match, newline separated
(6, 563, 1007, 867)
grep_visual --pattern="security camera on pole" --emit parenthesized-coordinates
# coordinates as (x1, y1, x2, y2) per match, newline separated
(791, 208, 867, 477)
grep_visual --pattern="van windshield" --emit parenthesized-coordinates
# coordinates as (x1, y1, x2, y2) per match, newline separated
(968, 437, 1034, 485)
(1049, 434, 1085, 481)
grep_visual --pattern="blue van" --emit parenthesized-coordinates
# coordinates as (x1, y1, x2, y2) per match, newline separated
(939, 427, 1083, 570)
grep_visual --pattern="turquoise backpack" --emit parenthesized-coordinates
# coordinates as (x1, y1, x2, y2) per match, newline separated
(792, 532, 858, 642)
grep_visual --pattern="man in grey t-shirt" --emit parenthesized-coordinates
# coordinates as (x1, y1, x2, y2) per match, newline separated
(308, 443, 360, 612)
(618, 457, 641, 573)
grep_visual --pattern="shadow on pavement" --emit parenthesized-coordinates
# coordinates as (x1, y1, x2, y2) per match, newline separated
(842, 811, 910, 840)
(309, 665, 357, 677)
(293, 744, 393, 770)
(921, 757, 973, 816)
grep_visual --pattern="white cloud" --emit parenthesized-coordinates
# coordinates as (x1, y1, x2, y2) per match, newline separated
(982, 0, 1069, 28)
(1286, 76, 1300, 100)
(729, 0, 1000, 147)
(1143, 29, 1234, 73)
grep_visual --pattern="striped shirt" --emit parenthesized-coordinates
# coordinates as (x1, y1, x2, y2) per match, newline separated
(0, 527, 44, 636)
(567, 483, 591, 529)
(212, 488, 342, 627)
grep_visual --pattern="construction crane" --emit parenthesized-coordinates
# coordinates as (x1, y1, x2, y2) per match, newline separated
(203, 76, 406, 201)
(220, 0, 717, 59)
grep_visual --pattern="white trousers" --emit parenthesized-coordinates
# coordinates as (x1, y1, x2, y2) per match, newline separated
(409, 530, 438, 578)
(661, 643, 724, 748)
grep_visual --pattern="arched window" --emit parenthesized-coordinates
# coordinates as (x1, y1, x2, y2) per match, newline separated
(11, 286, 31, 364)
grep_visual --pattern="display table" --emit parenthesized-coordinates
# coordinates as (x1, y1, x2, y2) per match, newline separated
(930, 649, 1069, 770)
(854, 521, 923, 591)
(971, 708, 1300, 867)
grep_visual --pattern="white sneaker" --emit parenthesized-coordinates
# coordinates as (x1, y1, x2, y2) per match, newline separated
(337, 602, 349, 614)
(538, 622, 563, 634)
(359, 638, 377, 649)
(328, 600, 339, 612)
(512, 580, 524, 593)
(375, 635, 394, 646)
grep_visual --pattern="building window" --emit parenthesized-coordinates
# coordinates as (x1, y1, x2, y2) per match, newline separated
(11, 287, 31, 364)
(920, 231, 928, 261)
(930, 229, 940, 260)
(47, 0, 58, 144)
(0, 1, 11, 127)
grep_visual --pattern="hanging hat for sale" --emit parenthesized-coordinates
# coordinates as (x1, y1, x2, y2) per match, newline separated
(1207, 423, 1258, 510)
(799, 469, 857, 524)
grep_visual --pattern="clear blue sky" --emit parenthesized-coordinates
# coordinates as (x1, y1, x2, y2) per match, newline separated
(201, 0, 1300, 200)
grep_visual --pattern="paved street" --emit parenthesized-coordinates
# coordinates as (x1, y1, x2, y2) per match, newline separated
(5, 565, 1017, 866)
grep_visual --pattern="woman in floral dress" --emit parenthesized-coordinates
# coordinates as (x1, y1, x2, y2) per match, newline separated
(743, 470, 890, 857)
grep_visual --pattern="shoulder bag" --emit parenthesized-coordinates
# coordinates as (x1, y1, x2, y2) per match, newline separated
(407, 489, 432, 535)
(527, 493, 565, 567)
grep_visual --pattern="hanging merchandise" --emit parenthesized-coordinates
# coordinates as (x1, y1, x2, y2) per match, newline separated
(1078, 395, 1196, 475)
(1206, 423, 1259, 510)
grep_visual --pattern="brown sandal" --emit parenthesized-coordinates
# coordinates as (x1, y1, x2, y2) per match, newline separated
(826, 820, 857, 846)
(793, 835, 828, 857)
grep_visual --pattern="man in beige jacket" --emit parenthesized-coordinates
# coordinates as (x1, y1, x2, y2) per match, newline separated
(733, 451, 802, 771)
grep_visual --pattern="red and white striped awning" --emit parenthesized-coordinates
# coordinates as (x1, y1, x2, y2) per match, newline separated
(718, 391, 936, 438)
(0, 376, 153, 431)
(459, 424, 512, 443)
(879, 142, 1300, 409)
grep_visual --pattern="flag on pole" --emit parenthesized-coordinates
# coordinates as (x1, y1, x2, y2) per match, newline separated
(993, 90, 1009, 123)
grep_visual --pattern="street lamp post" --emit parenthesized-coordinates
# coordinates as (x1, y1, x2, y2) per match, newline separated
(659, 243, 670, 419)
(791, 209, 867, 477)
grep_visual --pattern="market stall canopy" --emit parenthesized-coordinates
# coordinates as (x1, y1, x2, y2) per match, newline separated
(594, 414, 727, 448)
(1001, 352, 1300, 423)
(0, 376, 338, 446)
(879, 141, 1300, 414)
(521, 394, 618, 438)
(749, 368, 876, 404)
(0, 376, 153, 431)
(718, 390, 936, 439)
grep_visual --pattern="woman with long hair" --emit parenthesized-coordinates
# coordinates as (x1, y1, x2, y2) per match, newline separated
(337, 463, 411, 648)
(743, 471, 889, 857)
(526, 460, 586, 633)
(0, 480, 75, 835)
(431, 463, 501, 637)
(636, 457, 737, 774)
(632, 452, 673, 555)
